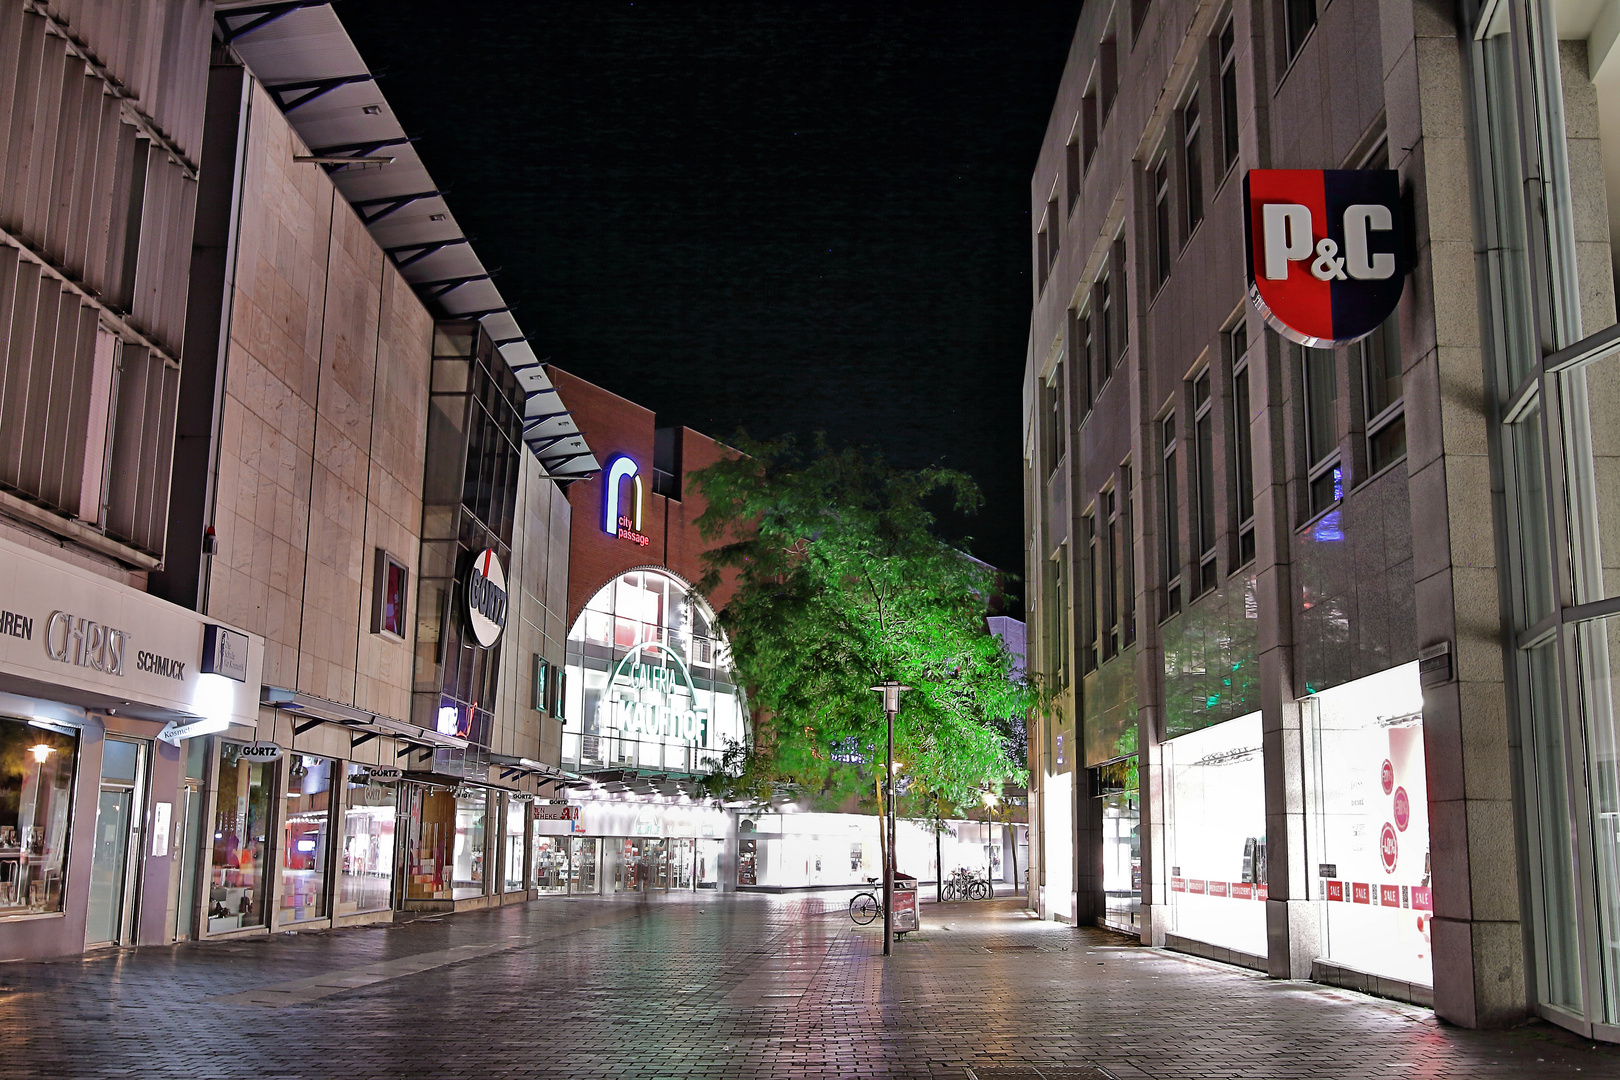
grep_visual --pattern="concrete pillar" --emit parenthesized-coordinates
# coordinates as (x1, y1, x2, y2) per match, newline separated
(1380, 0, 1526, 1027)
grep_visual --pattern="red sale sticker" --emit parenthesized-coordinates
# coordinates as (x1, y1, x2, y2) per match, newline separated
(1171, 877, 1186, 892)
(1326, 880, 1345, 902)
(1412, 886, 1433, 911)
(1352, 882, 1371, 904)
(1380, 884, 1400, 907)
(1257, 884, 1268, 901)
(1189, 879, 1207, 895)
(1209, 881, 1229, 898)
(1380, 822, 1399, 873)
(1393, 786, 1411, 831)
(1232, 882, 1254, 900)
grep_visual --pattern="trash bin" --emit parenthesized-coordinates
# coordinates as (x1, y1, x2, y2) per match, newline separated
(892, 872, 920, 935)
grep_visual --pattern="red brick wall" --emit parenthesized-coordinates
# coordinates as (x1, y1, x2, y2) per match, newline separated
(547, 366, 739, 628)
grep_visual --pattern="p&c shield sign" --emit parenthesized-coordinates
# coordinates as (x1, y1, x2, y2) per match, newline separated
(1243, 169, 1404, 347)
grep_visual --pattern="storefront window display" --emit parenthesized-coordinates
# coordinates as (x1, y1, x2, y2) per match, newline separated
(568, 836, 599, 893)
(1307, 662, 1431, 986)
(532, 834, 568, 893)
(209, 743, 272, 932)
(1164, 712, 1267, 957)
(453, 790, 488, 899)
(562, 568, 748, 777)
(339, 766, 395, 915)
(504, 797, 526, 892)
(697, 838, 722, 888)
(0, 717, 77, 917)
(280, 755, 334, 922)
(1098, 758, 1140, 933)
(406, 785, 454, 900)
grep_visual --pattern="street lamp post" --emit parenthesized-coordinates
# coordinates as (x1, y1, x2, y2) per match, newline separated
(870, 680, 908, 956)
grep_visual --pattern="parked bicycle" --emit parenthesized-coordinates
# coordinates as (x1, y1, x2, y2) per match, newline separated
(849, 877, 881, 924)
(940, 866, 992, 902)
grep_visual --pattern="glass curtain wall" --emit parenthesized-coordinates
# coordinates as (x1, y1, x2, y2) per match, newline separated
(1469, 0, 1620, 1035)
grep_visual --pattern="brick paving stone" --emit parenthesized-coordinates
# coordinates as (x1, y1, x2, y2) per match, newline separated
(0, 894, 1617, 1078)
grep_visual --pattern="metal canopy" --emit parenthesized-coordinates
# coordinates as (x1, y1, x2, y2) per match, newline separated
(214, 2, 599, 481)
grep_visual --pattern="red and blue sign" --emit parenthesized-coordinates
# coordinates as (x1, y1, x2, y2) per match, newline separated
(1244, 169, 1405, 346)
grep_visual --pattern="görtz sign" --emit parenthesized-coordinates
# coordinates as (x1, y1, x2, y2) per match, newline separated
(1244, 169, 1405, 347)
(463, 548, 509, 648)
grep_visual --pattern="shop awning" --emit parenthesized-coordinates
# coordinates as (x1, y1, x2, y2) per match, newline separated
(260, 686, 468, 760)
(488, 753, 576, 790)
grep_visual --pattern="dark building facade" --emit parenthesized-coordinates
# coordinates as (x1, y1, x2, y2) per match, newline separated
(1024, 0, 1620, 1039)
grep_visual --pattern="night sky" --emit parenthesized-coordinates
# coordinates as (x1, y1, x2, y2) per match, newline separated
(341, 2, 1082, 607)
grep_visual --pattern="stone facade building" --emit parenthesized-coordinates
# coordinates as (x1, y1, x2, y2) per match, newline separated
(1024, 0, 1620, 1039)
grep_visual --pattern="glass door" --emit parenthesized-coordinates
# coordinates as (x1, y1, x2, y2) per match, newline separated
(86, 736, 146, 947)
(172, 783, 202, 940)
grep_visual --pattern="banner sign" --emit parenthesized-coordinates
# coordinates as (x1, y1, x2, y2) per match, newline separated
(1244, 169, 1405, 346)
(532, 803, 580, 821)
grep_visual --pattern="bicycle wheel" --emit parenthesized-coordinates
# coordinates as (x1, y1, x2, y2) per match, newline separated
(942, 882, 959, 903)
(970, 880, 990, 901)
(850, 892, 879, 925)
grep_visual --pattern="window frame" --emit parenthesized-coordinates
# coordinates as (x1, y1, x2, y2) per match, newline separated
(1152, 154, 1172, 292)
(1182, 88, 1205, 238)
(372, 549, 410, 641)
(1161, 411, 1183, 619)
(1192, 368, 1219, 597)
(1300, 343, 1343, 520)
(1229, 322, 1257, 568)
(1216, 16, 1240, 175)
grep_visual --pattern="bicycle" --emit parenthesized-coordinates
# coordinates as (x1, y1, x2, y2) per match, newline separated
(849, 877, 881, 924)
(941, 866, 993, 902)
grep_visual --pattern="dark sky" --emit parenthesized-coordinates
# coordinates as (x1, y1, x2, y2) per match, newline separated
(341, 2, 1081, 605)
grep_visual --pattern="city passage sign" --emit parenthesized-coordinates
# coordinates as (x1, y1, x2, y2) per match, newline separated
(1243, 169, 1405, 347)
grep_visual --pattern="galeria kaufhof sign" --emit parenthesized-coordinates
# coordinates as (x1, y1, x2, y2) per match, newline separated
(1244, 168, 1405, 347)
(602, 640, 708, 745)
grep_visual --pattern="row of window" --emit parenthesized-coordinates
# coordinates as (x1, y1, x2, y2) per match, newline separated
(1045, 309, 1407, 682)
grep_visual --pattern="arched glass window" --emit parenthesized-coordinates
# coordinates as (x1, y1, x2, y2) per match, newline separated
(562, 568, 746, 776)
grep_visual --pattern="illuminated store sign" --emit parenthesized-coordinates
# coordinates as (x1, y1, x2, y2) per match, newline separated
(463, 548, 508, 648)
(604, 640, 707, 744)
(603, 455, 649, 547)
(1243, 169, 1405, 347)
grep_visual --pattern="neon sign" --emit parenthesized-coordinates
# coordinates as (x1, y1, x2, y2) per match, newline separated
(603, 455, 649, 547)
(603, 640, 707, 745)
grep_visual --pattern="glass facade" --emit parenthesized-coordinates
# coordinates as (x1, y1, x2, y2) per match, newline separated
(1468, 0, 1620, 1034)
(504, 797, 526, 892)
(0, 717, 77, 917)
(339, 766, 396, 916)
(280, 755, 334, 923)
(453, 791, 488, 899)
(209, 744, 271, 932)
(1098, 758, 1140, 933)
(563, 568, 747, 777)
(532, 832, 568, 893)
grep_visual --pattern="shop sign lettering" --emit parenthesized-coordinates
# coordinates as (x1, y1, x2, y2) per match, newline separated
(136, 650, 185, 680)
(606, 640, 708, 745)
(463, 548, 508, 648)
(237, 744, 281, 761)
(603, 456, 649, 546)
(533, 804, 579, 821)
(45, 611, 125, 675)
(201, 624, 249, 682)
(356, 766, 402, 781)
(1244, 169, 1405, 346)
(0, 609, 31, 640)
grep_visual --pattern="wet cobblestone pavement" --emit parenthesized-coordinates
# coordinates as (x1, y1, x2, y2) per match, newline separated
(1, 893, 1618, 1079)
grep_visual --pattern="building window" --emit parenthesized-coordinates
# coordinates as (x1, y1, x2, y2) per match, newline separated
(281, 755, 335, 923)
(1182, 90, 1204, 236)
(372, 550, 409, 639)
(1362, 314, 1406, 475)
(1083, 515, 1099, 673)
(1285, 0, 1316, 61)
(1112, 237, 1129, 359)
(210, 743, 272, 932)
(1066, 133, 1082, 210)
(1122, 462, 1137, 646)
(1043, 365, 1066, 476)
(1152, 156, 1172, 291)
(1301, 343, 1342, 517)
(1046, 196, 1061, 272)
(0, 718, 77, 918)
(1216, 18, 1240, 173)
(1162, 413, 1182, 618)
(1082, 91, 1099, 169)
(1230, 324, 1256, 567)
(1094, 273, 1114, 387)
(1070, 308, 1093, 417)
(1193, 370, 1219, 596)
(341, 764, 396, 915)
(1037, 215, 1052, 293)
(1132, 0, 1151, 41)
(533, 655, 566, 716)
(1054, 549, 1071, 686)
(1104, 487, 1121, 658)
(1100, 35, 1118, 120)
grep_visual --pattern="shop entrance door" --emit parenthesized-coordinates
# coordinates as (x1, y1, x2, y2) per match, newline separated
(86, 737, 147, 947)
(172, 782, 203, 940)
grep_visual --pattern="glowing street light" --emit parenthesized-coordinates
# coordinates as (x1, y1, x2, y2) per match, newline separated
(28, 744, 55, 764)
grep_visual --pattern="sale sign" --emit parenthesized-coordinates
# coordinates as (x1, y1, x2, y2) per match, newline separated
(1244, 169, 1405, 346)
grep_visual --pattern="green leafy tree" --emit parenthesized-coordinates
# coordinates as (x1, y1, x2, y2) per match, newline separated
(690, 436, 1029, 816)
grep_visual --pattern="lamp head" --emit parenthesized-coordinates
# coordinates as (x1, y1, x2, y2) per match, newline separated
(28, 744, 54, 764)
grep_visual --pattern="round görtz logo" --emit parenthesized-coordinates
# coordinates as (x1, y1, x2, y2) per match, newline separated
(464, 548, 508, 648)
(1244, 169, 1405, 347)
